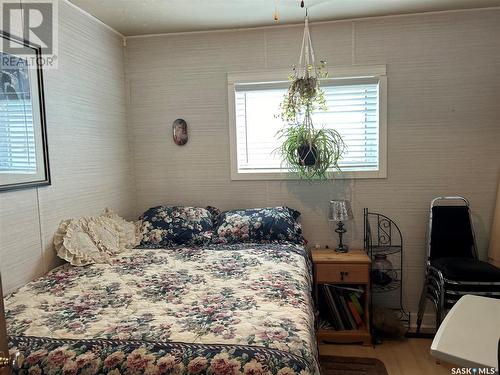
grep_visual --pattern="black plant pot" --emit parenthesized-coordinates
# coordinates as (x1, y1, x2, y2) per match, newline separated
(297, 144, 318, 166)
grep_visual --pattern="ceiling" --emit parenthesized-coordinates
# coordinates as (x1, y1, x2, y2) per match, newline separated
(68, 0, 500, 36)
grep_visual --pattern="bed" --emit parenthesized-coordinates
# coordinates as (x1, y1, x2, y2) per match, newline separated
(5, 243, 319, 375)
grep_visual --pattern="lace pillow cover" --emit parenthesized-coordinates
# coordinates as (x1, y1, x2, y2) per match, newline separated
(54, 210, 139, 266)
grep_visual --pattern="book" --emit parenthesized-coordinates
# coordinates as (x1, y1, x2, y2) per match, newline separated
(318, 286, 334, 328)
(339, 293, 356, 330)
(348, 301, 364, 328)
(330, 287, 353, 330)
(349, 293, 364, 315)
(323, 285, 344, 330)
(329, 284, 364, 295)
(321, 285, 338, 329)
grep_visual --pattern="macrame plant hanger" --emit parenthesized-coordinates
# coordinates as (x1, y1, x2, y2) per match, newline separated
(297, 10, 318, 80)
(296, 9, 319, 143)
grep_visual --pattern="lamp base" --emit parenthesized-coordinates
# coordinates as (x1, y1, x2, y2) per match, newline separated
(335, 244, 349, 253)
(334, 221, 349, 253)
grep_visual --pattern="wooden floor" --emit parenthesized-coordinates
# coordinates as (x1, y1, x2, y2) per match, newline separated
(320, 339, 454, 375)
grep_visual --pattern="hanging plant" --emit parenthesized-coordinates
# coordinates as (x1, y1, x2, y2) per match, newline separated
(276, 16, 345, 181)
(280, 63, 327, 124)
(277, 103, 345, 180)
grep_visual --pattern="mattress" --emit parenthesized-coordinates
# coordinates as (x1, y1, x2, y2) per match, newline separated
(5, 243, 319, 375)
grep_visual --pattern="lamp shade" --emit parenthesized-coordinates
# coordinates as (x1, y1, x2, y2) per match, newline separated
(329, 200, 353, 222)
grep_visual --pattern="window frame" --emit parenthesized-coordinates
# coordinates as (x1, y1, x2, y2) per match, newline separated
(227, 65, 387, 181)
(0, 30, 50, 192)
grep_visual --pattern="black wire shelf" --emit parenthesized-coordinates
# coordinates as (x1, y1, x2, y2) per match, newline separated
(370, 245, 402, 256)
(364, 209, 409, 333)
(372, 278, 401, 293)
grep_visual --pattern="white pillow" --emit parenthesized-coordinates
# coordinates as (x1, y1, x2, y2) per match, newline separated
(87, 216, 128, 255)
(54, 209, 139, 266)
(54, 219, 109, 266)
(101, 208, 140, 248)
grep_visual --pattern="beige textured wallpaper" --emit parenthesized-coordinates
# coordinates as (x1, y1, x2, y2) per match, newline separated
(0, 4, 498, 321)
(0, 1, 135, 294)
(125, 9, 500, 316)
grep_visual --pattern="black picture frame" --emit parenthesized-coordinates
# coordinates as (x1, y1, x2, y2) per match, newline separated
(0, 30, 50, 192)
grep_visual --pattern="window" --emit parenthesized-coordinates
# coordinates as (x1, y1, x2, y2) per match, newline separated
(0, 32, 50, 191)
(228, 66, 387, 180)
(0, 95, 36, 173)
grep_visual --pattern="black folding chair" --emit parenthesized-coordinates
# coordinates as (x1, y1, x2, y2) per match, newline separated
(416, 196, 500, 333)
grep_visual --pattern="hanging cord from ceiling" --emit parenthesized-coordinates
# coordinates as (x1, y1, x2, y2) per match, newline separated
(274, 0, 280, 21)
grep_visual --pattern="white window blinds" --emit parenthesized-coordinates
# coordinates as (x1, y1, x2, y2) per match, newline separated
(234, 78, 380, 174)
(0, 98, 36, 173)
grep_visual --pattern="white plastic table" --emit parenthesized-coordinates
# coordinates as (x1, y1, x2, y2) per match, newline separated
(431, 294, 500, 369)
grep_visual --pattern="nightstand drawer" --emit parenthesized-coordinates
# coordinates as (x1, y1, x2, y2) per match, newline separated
(315, 264, 369, 283)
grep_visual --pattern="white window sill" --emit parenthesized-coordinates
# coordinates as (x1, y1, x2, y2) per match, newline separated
(230, 168, 387, 181)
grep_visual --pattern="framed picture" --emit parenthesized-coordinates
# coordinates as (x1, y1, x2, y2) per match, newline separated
(0, 31, 50, 192)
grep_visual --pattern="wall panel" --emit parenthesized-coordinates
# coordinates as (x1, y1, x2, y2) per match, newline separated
(0, 0, 136, 293)
(126, 9, 500, 316)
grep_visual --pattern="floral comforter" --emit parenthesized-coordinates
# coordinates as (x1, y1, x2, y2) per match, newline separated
(5, 243, 319, 375)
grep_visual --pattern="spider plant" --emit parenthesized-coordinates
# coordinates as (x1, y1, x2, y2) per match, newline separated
(276, 107, 345, 181)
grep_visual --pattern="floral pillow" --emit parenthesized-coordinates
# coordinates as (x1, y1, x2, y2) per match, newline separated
(212, 207, 304, 244)
(137, 206, 214, 248)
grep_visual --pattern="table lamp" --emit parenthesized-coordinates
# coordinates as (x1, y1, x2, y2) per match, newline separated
(329, 200, 353, 252)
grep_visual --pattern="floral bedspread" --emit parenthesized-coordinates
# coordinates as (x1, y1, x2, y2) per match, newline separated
(5, 243, 319, 375)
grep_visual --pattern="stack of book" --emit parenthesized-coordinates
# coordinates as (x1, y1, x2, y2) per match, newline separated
(320, 284, 365, 331)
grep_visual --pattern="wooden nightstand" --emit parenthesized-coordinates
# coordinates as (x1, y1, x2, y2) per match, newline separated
(311, 248, 371, 345)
